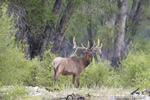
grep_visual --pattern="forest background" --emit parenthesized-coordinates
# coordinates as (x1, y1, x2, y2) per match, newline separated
(0, 0, 150, 98)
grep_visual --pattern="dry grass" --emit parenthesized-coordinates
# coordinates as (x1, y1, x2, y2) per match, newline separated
(1, 86, 149, 100)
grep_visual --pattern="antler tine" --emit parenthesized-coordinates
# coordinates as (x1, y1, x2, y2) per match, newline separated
(93, 41, 96, 46)
(73, 37, 78, 55)
(90, 39, 102, 54)
(97, 39, 100, 47)
(100, 43, 103, 48)
(73, 37, 77, 49)
(74, 49, 78, 55)
(91, 41, 96, 49)
(81, 41, 90, 50)
(73, 36, 87, 55)
(81, 43, 86, 48)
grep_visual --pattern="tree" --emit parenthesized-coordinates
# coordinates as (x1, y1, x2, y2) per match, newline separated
(111, 0, 128, 66)
(3, 0, 150, 67)
(96, 0, 149, 66)
(6, 0, 80, 59)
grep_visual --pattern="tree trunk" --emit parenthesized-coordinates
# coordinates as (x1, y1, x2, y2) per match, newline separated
(51, 0, 77, 54)
(39, 0, 63, 59)
(101, 14, 116, 62)
(128, 0, 145, 37)
(9, 0, 76, 59)
(129, 0, 137, 20)
(111, 0, 128, 67)
(52, 0, 62, 14)
(9, 3, 31, 58)
(87, 18, 92, 47)
(125, 0, 145, 53)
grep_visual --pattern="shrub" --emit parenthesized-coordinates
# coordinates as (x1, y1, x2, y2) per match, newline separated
(80, 60, 112, 87)
(34, 50, 56, 87)
(0, 4, 26, 85)
(0, 4, 42, 86)
(0, 85, 28, 100)
(120, 51, 150, 89)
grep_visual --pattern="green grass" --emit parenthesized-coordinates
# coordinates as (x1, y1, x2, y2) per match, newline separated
(0, 85, 28, 100)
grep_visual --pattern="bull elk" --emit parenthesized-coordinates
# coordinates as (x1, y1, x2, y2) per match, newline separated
(52, 37, 102, 88)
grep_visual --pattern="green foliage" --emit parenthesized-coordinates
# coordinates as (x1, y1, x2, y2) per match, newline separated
(97, 25, 118, 48)
(66, 8, 89, 43)
(0, 4, 20, 85)
(0, 85, 28, 100)
(0, 4, 47, 86)
(23, 58, 41, 86)
(11, 0, 55, 34)
(34, 50, 56, 87)
(0, 4, 70, 87)
(120, 48, 150, 89)
(0, 4, 38, 86)
(80, 59, 112, 88)
(0, 5, 16, 52)
(101, 0, 118, 17)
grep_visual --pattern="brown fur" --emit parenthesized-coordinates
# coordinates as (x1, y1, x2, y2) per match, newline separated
(53, 54, 92, 88)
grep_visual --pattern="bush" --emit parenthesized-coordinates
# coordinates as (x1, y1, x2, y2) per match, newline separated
(0, 4, 26, 85)
(0, 4, 45, 86)
(120, 51, 150, 89)
(80, 60, 112, 88)
(34, 50, 56, 87)
(0, 85, 28, 100)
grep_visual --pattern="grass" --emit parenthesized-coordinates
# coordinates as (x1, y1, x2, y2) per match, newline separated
(0, 85, 149, 100)
(0, 85, 28, 100)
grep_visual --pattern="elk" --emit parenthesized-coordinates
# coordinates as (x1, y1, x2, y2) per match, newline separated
(52, 37, 102, 88)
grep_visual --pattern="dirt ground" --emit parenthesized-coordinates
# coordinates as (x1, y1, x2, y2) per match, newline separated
(25, 86, 150, 100)
(1, 86, 150, 100)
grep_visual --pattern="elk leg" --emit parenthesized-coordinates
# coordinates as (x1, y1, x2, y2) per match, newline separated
(72, 75, 76, 85)
(53, 73, 56, 87)
(76, 75, 80, 88)
(53, 67, 63, 87)
(53, 73, 60, 87)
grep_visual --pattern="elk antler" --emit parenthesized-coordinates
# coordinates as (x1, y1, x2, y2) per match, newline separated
(81, 40, 90, 49)
(91, 39, 102, 52)
(96, 39, 103, 48)
(90, 41, 96, 50)
(73, 37, 89, 55)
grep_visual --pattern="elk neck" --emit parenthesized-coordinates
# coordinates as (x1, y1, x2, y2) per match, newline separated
(82, 54, 92, 68)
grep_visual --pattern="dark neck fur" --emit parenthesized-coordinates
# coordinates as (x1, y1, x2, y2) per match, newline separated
(83, 54, 92, 68)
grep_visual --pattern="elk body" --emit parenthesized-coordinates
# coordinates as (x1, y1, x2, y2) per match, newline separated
(52, 37, 102, 88)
